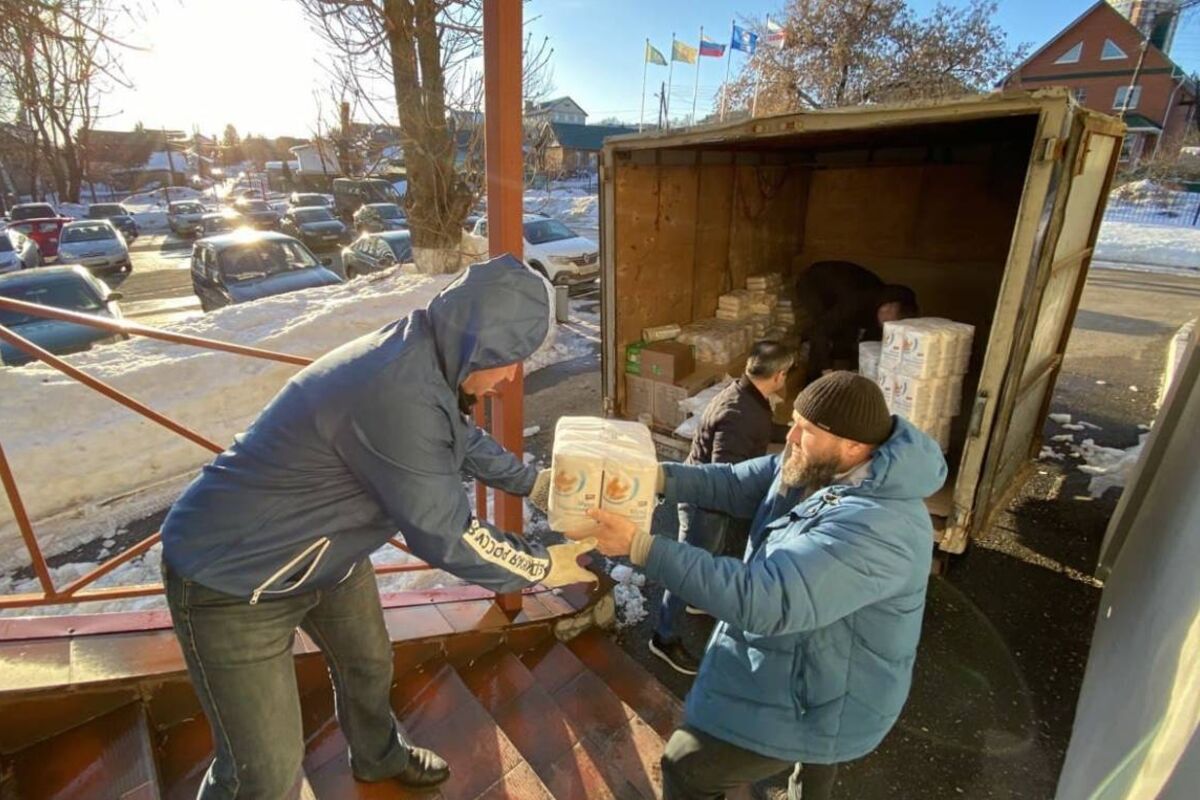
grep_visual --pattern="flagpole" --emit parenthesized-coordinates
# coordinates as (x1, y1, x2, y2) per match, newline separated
(639, 39, 649, 132)
(666, 33, 675, 129)
(691, 27, 703, 126)
(751, 15, 766, 117)
(720, 18, 734, 121)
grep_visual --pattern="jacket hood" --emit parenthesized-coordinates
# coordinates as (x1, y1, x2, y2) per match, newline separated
(852, 416, 948, 501)
(424, 254, 553, 389)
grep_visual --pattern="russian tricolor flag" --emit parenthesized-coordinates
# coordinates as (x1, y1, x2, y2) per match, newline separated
(699, 38, 726, 58)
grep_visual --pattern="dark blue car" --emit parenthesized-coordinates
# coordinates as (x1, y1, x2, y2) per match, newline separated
(85, 202, 139, 243)
(189, 230, 343, 312)
(0, 266, 125, 366)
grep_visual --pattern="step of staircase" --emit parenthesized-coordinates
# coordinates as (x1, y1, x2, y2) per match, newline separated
(7, 702, 162, 800)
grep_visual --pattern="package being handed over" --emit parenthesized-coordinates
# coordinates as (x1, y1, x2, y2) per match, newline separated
(548, 417, 659, 532)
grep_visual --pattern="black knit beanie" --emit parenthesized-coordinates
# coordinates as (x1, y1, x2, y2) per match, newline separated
(793, 371, 893, 445)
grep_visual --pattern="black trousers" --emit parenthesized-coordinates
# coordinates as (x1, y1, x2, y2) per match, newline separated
(661, 724, 839, 800)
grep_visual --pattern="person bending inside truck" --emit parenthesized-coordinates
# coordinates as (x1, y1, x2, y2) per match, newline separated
(649, 340, 794, 676)
(794, 260, 918, 382)
(575, 372, 947, 800)
(160, 256, 595, 799)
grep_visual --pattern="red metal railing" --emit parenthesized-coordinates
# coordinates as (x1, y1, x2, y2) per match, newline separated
(0, 296, 501, 611)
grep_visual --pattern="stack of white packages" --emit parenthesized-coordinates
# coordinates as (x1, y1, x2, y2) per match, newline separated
(746, 272, 784, 292)
(876, 318, 975, 452)
(717, 290, 755, 321)
(775, 298, 796, 330)
(748, 291, 778, 316)
(749, 313, 773, 338)
(859, 341, 882, 382)
(549, 416, 659, 532)
(679, 318, 754, 364)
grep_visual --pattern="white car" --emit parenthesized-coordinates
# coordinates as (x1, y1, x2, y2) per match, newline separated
(470, 214, 598, 286)
(0, 228, 42, 273)
(56, 220, 131, 274)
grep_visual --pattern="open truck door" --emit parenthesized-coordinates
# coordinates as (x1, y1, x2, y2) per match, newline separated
(945, 110, 1125, 553)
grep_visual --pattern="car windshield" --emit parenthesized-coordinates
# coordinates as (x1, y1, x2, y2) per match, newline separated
(172, 203, 205, 215)
(294, 208, 334, 223)
(375, 204, 403, 219)
(10, 205, 56, 221)
(523, 219, 575, 245)
(384, 234, 413, 262)
(0, 278, 103, 326)
(359, 181, 401, 204)
(295, 195, 326, 206)
(242, 201, 271, 212)
(88, 204, 124, 217)
(61, 223, 117, 243)
(220, 241, 318, 282)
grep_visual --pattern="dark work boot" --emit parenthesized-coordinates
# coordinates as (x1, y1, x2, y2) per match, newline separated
(649, 633, 700, 675)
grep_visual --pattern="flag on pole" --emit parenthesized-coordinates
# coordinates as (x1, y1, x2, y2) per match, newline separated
(765, 19, 785, 48)
(699, 38, 726, 58)
(730, 24, 757, 54)
(645, 42, 667, 66)
(672, 39, 698, 64)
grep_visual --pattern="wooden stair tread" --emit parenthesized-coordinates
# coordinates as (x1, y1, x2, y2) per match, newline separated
(566, 629, 685, 739)
(9, 702, 162, 800)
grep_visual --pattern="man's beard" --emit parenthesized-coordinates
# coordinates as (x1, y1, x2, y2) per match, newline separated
(780, 443, 841, 491)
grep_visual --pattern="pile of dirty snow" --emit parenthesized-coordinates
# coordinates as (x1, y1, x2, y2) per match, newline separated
(609, 563, 649, 628)
(1039, 413, 1146, 498)
(522, 188, 598, 233)
(1094, 221, 1200, 271)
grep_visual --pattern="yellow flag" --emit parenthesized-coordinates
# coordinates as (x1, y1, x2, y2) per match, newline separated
(672, 40, 697, 64)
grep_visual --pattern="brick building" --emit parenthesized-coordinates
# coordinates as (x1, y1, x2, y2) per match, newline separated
(1002, 1, 1197, 166)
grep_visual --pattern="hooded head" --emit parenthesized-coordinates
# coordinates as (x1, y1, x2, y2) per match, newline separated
(425, 254, 554, 398)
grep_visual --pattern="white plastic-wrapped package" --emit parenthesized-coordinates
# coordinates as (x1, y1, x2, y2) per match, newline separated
(880, 321, 905, 371)
(876, 372, 899, 412)
(642, 323, 681, 342)
(549, 417, 659, 532)
(880, 318, 976, 379)
(859, 341, 882, 381)
(746, 272, 784, 291)
(892, 374, 952, 419)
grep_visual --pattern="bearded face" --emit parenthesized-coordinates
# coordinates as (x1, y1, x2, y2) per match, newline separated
(780, 442, 842, 491)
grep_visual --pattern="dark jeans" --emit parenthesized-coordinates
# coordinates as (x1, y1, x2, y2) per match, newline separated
(662, 724, 839, 800)
(655, 503, 730, 642)
(164, 559, 412, 799)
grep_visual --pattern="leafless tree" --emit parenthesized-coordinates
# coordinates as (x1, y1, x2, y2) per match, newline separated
(0, 0, 135, 202)
(298, 0, 553, 271)
(724, 0, 1029, 117)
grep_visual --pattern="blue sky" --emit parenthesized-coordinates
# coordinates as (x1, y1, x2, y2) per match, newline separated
(107, 0, 1200, 137)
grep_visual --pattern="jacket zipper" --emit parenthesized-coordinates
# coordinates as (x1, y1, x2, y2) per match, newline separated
(250, 537, 332, 605)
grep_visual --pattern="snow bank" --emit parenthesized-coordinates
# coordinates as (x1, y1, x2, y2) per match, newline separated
(608, 561, 649, 628)
(1094, 221, 1200, 271)
(521, 186, 598, 233)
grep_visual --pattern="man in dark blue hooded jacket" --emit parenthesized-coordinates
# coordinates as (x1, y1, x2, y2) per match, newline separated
(160, 255, 595, 798)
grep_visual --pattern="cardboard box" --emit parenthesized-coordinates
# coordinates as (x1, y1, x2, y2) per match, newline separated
(652, 371, 718, 430)
(624, 373, 653, 420)
(624, 340, 647, 375)
(640, 341, 695, 384)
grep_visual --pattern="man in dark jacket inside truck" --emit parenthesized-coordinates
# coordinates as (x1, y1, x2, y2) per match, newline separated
(160, 256, 596, 799)
(578, 372, 947, 800)
(649, 340, 794, 675)
(795, 260, 918, 381)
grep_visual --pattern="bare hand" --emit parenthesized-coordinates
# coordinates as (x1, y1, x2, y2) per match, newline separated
(580, 508, 639, 557)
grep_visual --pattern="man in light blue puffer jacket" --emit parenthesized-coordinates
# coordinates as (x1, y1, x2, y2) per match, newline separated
(582, 372, 947, 800)
(160, 255, 597, 798)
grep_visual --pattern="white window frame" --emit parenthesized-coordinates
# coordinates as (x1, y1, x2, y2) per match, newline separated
(1101, 39, 1127, 60)
(1113, 85, 1142, 110)
(1054, 42, 1083, 64)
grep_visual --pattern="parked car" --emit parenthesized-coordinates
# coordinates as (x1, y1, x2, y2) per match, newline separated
(189, 231, 342, 312)
(225, 187, 263, 205)
(167, 200, 208, 237)
(6, 203, 61, 223)
(0, 266, 125, 366)
(353, 202, 408, 233)
(234, 199, 281, 231)
(56, 220, 132, 274)
(280, 206, 351, 252)
(5, 216, 72, 259)
(288, 192, 332, 209)
(469, 214, 599, 285)
(85, 203, 139, 243)
(198, 212, 241, 238)
(332, 177, 402, 221)
(0, 229, 42, 273)
(340, 230, 413, 278)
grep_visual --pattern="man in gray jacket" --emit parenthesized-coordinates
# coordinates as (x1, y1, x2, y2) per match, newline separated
(160, 256, 595, 798)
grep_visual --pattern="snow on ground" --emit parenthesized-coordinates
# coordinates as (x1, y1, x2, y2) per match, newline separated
(1094, 221, 1200, 272)
(0, 269, 596, 615)
(522, 188, 599, 233)
(608, 562, 649, 628)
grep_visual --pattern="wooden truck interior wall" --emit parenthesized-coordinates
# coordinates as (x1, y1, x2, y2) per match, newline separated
(613, 115, 1040, 462)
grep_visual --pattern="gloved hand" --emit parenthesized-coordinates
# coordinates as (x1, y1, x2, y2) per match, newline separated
(542, 537, 599, 587)
(529, 468, 552, 514)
